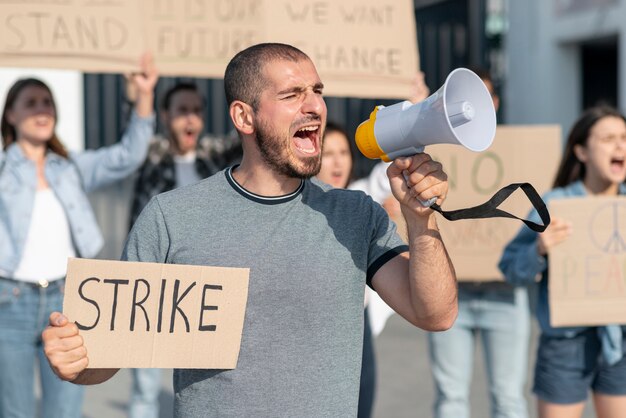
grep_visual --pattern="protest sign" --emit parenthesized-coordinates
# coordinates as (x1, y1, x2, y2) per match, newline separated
(430, 125, 561, 281)
(0, 0, 419, 99)
(142, 0, 264, 78)
(63, 258, 250, 369)
(0, 0, 144, 73)
(264, 0, 419, 98)
(549, 197, 626, 327)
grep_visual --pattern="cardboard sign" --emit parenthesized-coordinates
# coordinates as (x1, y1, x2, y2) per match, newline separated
(0, 0, 144, 73)
(429, 125, 562, 281)
(264, 0, 419, 99)
(63, 258, 250, 369)
(142, 0, 264, 78)
(0, 0, 419, 99)
(548, 197, 626, 327)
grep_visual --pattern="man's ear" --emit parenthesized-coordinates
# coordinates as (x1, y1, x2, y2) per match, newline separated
(230, 101, 255, 135)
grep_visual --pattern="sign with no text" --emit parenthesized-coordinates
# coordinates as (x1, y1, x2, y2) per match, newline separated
(430, 125, 562, 281)
(549, 197, 626, 327)
(0, 0, 419, 99)
(63, 258, 250, 369)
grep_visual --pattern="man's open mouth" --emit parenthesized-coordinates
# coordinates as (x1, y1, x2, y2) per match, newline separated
(293, 125, 319, 155)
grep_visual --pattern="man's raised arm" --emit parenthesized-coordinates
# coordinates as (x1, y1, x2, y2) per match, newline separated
(371, 154, 458, 331)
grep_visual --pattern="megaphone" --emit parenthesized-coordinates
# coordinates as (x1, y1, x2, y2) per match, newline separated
(355, 68, 496, 162)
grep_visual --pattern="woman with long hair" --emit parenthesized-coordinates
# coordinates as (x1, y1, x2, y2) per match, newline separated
(499, 105, 626, 418)
(0, 55, 157, 418)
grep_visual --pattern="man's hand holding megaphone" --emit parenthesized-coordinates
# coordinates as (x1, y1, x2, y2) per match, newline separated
(386, 154, 448, 218)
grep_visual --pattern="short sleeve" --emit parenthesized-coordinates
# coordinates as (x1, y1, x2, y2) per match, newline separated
(365, 199, 409, 290)
(121, 196, 170, 263)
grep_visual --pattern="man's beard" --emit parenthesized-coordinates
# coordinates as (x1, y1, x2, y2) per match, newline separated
(256, 119, 322, 179)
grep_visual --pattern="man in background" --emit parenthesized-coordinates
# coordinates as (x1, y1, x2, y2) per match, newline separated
(128, 82, 242, 418)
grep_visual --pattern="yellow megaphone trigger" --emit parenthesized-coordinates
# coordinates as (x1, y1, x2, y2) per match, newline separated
(355, 107, 390, 161)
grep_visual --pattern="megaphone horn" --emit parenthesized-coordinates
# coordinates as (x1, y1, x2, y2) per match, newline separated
(355, 68, 497, 162)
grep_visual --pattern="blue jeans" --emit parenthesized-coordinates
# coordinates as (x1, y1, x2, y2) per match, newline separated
(130, 368, 162, 418)
(0, 278, 84, 418)
(428, 283, 530, 418)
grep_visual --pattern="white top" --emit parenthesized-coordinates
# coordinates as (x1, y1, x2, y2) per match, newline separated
(349, 161, 395, 337)
(12, 188, 75, 282)
(174, 151, 202, 188)
(349, 161, 392, 204)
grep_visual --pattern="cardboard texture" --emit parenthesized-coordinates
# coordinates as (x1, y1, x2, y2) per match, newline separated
(263, 0, 419, 99)
(429, 125, 562, 281)
(0, 0, 144, 73)
(548, 197, 626, 327)
(63, 258, 250, 369)
(1, 0, 419, 99)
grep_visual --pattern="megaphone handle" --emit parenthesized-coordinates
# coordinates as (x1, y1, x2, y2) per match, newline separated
(402, 171, 437, 207)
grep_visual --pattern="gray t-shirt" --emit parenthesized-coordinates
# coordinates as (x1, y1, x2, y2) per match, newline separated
(122, 167, 408, 418)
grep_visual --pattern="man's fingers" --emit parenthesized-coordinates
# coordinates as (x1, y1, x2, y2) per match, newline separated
(45, 338, 87, 360)
(43, 319, 80, 339)
(49, 312, 68, 327)
(404, 160, 444, 186)
(50, 356, 90, 382)
(387, 157, 412, 178)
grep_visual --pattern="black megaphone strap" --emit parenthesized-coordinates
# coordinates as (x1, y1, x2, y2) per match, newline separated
(429, 182, 550, 232)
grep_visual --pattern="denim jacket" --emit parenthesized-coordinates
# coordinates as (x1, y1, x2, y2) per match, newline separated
(0, 112, 154, 277)
(499, 180, 626, 364)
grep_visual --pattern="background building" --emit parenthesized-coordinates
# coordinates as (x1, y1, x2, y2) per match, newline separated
(506, 0, 623, 130)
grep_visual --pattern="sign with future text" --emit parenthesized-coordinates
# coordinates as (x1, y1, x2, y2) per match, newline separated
(549, 197, 626, 327)
(430, 125, 562, 281)
(63, 258, 250, 369)
(0, 0, 419, 99)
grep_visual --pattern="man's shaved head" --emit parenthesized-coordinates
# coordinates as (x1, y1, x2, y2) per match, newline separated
(224, 43, 311, 110)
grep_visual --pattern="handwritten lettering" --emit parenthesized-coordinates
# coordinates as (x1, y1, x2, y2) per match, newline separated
(340, 5, 394, 26)
(471, 152, 503, 195)
(312, 45, 402, 75)
(130, 279, 150, 332)
(442, 220, 511, 251)
(150, 0, 259, 22)
(156, 26, 257, 60)
(214, 0, 260, 22)
(75, 277, 101, 331)
(554, 255, 626, 298)
(199, 284, 222, 332)
(554, 256, 577, 296)
(2, 13, 129, 51)
(285, 2, 329, 24)
(75, 277, 223, 333)
(432, 152, 503, 194)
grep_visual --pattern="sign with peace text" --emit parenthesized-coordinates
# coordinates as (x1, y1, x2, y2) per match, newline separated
(63, 258, 250, 369)
(0, 0, 419, 99)
(549, 197, 626, 327)
(429, 125, 562, 281)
